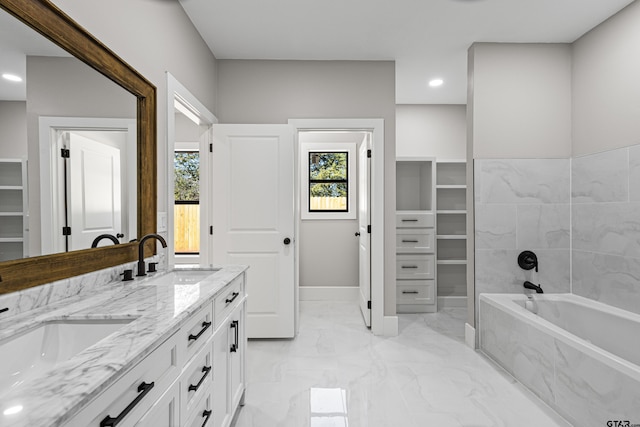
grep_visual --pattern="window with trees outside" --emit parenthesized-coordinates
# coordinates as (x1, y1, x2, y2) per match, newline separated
(309, 152, 348, 212)
(174, 150, 199, 254)
(301, 142, 356, 220)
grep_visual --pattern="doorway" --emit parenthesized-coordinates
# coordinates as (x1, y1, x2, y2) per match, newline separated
(297, 130, 372, 326)
(166, 73, 217, 266)
(39, 116, 136, 255)
(290, 119, 386, 335)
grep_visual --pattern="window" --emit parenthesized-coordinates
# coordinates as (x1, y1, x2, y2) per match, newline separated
(301, 142, 355, 220)
(309, 152, 348, 212)
(174, 150, 200, 254)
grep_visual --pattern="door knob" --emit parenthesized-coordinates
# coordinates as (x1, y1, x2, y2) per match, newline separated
(283, 237, 291, 245)
(355, 232, 361, 236)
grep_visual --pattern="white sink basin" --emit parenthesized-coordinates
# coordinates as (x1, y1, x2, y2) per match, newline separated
(0, 318, 133, 393)
(142, 269, 218, 286)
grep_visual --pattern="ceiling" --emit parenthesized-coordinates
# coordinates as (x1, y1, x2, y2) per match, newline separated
(178, 0, 635, 105)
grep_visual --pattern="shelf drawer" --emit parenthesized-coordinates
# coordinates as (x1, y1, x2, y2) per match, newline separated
(396, 212, 434, 228)
(396, 254, 435, 280)
(396, 280, 435, 305)
(396, 229, 434, 253)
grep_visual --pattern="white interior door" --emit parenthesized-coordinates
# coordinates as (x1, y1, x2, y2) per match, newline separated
(68, 133, 122, 250)
(358, 135, 372, 326)
(212, 124, 295, 338)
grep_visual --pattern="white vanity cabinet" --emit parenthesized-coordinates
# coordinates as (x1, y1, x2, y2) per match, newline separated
(63, 271, 246, 427)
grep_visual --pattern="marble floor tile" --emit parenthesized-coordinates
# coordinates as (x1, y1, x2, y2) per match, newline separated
(233, 302, 571, 427)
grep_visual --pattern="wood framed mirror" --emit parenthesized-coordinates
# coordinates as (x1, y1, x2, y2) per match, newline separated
(0, 0, 156, 293)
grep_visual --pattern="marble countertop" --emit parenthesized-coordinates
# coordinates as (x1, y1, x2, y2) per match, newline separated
(0, 265, 248, 427)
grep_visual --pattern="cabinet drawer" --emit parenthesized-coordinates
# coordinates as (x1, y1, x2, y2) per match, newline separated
(180, 337, 213, 420)
(135, 380, 180, 427)
(396, 280, 435, 304)
(214, 276, 244, 328)
(396, 255, 435, 280)
(184, 391, 213, 427)
(66, 332, 180, 427)
(396, 212, 434, 228)
(396, 229, 434, 253)
(181, 303, 213, 362)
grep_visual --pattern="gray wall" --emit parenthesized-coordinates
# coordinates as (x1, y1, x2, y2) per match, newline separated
(470, 43, 572, 159)
(572, 0, 640, 157)
(52, 0, 218, 216)
(396, 104, 466, 159)
(0, 101, 26, 158)
(217, 59, 397, 315)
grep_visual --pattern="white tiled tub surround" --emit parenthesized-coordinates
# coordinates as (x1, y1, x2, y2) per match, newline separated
(480, 293, 640, 427)
(473, 159, 571, 324)
(572, 144, 640, 316)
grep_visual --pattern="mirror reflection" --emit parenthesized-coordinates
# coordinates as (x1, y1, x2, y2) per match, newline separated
(0, 9, 137, 262)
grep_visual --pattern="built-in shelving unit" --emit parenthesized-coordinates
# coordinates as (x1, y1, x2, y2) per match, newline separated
(435, 160, 467, 307)
(395, 158, 436, 313)
(0, 159, 28, 262)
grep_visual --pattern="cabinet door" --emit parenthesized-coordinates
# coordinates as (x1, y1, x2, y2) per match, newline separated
(229, 302, 245, 412)
(135, 381, 180, 427)
(212, 323, 230, 427)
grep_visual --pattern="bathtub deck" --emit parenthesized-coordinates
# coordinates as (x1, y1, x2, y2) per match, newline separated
(232, 301, 571, 427)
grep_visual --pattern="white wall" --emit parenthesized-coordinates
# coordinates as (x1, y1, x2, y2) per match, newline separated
(572, 0, 640, 156)
(0, 101, 26, 158)
(396, 104, 466, 159)
(217, 59, 397, 315)
(52, 0, 218, 216)
(470, 43, 572, 159)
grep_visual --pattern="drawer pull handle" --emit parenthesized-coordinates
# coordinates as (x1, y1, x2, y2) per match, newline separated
(0, 307, 8, 314)
(401, 240, 419, 243)
(401, 219, 418, 222)
(188, 321, 212, 342)
(99, 381, 155, 427)
(401, 265, 418, 269)
(201, 410, 212, 427)
(230, 320, 239, 352)
(402, 291, 419, 294)
(188, 366, 212, 392)
(225, 291, 240, 304)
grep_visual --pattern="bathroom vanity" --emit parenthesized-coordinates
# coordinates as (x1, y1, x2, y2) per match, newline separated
(0, 265, 247, 427)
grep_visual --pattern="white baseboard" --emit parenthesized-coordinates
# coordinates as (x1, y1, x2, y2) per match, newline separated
(437, 296, 467, 308)
(383, 315, 398, 336)
(299, 286, 359, 301)
(465, 323, 476, 349)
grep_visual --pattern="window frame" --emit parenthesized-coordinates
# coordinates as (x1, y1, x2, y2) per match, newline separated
(300, 142, 356, 220)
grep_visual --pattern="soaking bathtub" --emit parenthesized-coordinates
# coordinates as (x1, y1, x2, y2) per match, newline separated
(479, 293, 640, 427)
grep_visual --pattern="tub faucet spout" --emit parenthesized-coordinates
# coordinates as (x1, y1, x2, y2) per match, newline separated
(137, 234, 167, 277)
(523, 280, 543, 294)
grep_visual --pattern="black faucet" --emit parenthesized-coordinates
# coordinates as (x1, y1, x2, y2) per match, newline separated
(91, 234, 120, 248)
(137, 234, 167, 277)
(523, 280, 544, 294)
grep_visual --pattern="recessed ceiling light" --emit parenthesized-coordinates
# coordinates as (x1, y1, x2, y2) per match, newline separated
(428, 78, 444, 88)
(2, 73, 22, 82)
